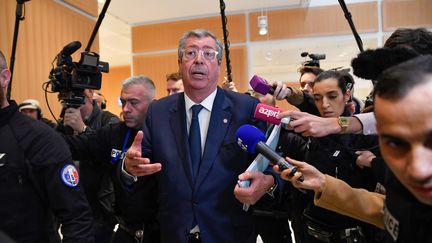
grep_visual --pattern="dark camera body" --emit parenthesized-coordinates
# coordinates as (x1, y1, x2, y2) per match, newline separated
(49, 41, 109, 107)
(301, 52, 326, 67)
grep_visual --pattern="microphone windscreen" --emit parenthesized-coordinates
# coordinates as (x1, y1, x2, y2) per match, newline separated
(250, 75, 272, 95)
(351, 47, 419, 80)
(236, 125, 266, 154)
(62, 41, 82, 56)
(254, 103, 283, 125)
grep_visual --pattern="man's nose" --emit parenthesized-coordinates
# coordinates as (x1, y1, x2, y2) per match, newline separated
(407, 145, 432, 182)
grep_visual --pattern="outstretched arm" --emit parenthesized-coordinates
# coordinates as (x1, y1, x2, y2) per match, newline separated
(124, 131, 162, 177)
(275, 157, 385, 229)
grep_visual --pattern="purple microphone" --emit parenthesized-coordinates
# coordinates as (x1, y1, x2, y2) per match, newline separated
(249, 75, 275, 95)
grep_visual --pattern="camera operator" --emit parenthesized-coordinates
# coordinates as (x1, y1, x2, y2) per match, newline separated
(269, 65, 323, 116)
(0, 50, 94, 242)
(57, 88, 120, 243)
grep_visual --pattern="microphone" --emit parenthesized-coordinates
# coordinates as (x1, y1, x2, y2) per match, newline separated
(236, 124, 304, 181)
(250, 75, 275, 95)
(254, 103, 283, 125)
(61, 41, 82, 56)
(56, 41, 82, 66)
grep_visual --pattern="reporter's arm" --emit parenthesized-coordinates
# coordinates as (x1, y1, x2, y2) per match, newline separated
(353, 112, 377, 135)
(314, 175, 385, 229)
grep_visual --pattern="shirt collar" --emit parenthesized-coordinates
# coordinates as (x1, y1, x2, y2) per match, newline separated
(184, 89, 217, 113)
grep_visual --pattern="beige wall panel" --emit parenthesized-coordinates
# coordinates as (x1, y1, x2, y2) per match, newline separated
(132, 14, 246, 53)
(132, 45, 248, 99)
(382, 0, 432, 30)
(133, 52, 179, 99)
(249, 2, 378, 41)
(65, 0, 98, 16)
(0, 0, 97, 118)
(220, 46, 248, 93)
(101, 65, 131, 117)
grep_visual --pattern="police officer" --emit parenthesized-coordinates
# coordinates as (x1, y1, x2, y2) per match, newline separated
(63, 75, 159, 243)
(0, 51, 93, 242)
(57, 87, 120, 243)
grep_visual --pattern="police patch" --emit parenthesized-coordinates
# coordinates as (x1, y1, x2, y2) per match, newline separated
(60, 164, 80, 187)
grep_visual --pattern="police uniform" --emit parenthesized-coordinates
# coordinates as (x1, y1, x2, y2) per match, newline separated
(382, 170, 432, 243)
(64, 121, 159, 243)
(57, 102, 120, 242)
(278, 124, 382, 243)
(0, 101, 93, 243)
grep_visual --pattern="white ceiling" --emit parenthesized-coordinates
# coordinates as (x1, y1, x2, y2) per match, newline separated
(95, 0, 378, 98)
(97, 0, 375, 67)
(97, 0, 307, 66)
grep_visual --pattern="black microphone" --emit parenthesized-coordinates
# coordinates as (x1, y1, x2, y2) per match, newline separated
(61, 41, 82, 56)
(236, 124, 304, 181)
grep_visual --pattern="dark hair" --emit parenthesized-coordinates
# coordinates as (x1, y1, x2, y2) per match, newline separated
(298, 66, 324, 80)
(166, 72, 182, 82)
(374, 55, 432, 101)
(384, 28, 432, 55)
(313, 70, 354, 94)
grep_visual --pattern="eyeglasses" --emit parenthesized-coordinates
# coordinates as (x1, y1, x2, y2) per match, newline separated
(182, 48, 219, 61)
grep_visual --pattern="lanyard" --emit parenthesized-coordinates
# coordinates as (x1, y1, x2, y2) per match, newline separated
(111, 128, 132, 164)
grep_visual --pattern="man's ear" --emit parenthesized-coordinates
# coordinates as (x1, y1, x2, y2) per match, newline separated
(0, 69, 11, 88)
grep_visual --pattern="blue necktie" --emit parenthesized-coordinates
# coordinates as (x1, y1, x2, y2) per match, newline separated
(189, 104, 204, 179)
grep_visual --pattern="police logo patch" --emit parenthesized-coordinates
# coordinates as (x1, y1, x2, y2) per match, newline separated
(60, 164, 80, 187)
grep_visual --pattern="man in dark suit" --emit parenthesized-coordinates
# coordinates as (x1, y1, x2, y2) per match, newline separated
(122, 29, 274, 243)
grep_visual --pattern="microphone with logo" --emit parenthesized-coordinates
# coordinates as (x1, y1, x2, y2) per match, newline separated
(254, 103, 284, 125)
(236, 124, 304, 181)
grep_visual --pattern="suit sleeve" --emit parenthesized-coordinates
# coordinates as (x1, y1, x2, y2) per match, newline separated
(314, 175, 385, 229)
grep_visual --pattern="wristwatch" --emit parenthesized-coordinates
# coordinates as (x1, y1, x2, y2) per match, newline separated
(79, 125, 87, 134)
(338, 117, 349, 134)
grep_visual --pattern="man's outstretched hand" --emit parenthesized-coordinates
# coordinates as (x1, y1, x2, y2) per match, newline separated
(124, 131, 162, 177)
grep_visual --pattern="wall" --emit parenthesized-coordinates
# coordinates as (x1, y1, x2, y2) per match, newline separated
(100, 65, 131, 117)
(129, 0, 431, 110)
(0, 0, 98, 119)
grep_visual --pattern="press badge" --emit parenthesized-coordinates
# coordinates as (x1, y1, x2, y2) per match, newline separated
(60, 164, 80, 187)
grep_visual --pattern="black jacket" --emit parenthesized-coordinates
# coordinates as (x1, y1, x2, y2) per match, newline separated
(57, 103, 120, 224)
(64, 122, 158, 227)
(278, 128, 380, 228)
(0, 101, 93, 243)
(383, 170, 432, 243)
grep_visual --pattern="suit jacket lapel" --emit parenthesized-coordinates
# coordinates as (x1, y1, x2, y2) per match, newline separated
(169, 93, 194, 188)
(195, 88, 232, 188)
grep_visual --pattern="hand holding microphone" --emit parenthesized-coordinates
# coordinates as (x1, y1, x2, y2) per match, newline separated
(236, 124, 304, 181)
(249, 75, 292, 101)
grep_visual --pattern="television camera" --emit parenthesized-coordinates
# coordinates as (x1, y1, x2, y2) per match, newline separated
(48, 40, 109, 108)
(301, 51, 326, 68)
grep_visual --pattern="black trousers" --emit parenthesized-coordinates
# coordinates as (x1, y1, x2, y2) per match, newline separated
(255, 216, 293, 243)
